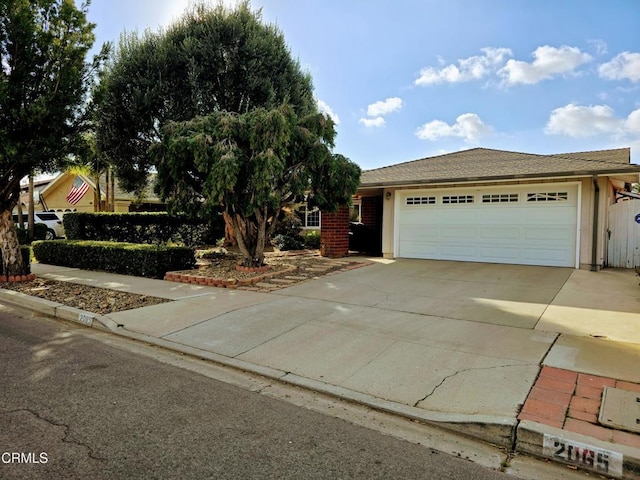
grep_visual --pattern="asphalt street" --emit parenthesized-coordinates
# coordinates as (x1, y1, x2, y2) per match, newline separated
(0, 306, 514, 480)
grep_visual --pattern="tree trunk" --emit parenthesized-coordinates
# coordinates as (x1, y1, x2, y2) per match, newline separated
(222, 211, 237, 247)
(0, 209, 25, 277)
(105, 168, 110, 212)
(231, 212, 268, 268)
(110, 169, 115, 211)
(28, 175, 35, 240)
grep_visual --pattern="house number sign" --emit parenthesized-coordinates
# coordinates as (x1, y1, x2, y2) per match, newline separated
(542, 434, 623, 477)
(635, 213, 640, 224)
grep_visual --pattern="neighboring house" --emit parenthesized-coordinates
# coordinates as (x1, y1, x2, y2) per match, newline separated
(322, 147, 640, 270)
(37, 172, 165, 213)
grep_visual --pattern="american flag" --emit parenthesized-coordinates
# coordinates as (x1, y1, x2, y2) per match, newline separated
(66, 176, 90, 205)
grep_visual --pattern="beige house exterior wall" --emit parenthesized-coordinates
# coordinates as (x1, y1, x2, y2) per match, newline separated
(42, 173, 95, 213)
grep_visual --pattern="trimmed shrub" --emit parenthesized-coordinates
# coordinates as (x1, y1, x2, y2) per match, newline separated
(32, 240, 195, 279)
(271, 213, 305, 251)
(63, 212, 223, 247)
(0, 246, 31, 276)
(16, 223, 48, 244)
(271, 234, 304, 251)
(303, 230, 321, 249)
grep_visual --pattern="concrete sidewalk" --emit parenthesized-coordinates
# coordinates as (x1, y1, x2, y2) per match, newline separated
(2, 260, 640, 479)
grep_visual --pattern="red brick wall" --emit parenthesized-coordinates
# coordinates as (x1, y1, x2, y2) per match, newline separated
(320, 205, 349, 258)
(361, 196, 381, 227)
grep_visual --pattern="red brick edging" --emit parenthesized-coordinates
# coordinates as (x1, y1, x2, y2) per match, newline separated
(0, 273, 36, 283)
(164, 265, 297, 289)
(519, 366, 640, 449)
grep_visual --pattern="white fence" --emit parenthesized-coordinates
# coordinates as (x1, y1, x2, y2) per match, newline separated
(607, 200, 640, 268)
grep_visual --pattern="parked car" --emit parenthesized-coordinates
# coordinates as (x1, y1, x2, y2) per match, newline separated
(13, 211, 65, 240)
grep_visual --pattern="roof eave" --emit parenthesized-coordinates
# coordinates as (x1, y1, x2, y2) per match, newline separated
(359, 168, 640, 189)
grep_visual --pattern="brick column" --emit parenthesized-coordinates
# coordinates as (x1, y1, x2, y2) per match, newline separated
(320, 205, 349, 258)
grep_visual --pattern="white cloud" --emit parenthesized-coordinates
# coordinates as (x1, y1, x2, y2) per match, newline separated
(625, 108, 640, 134)
(366, 97, 403, 117)
(317, 99, 340, 125)
(360, 97, 402, 127)
(499, 45, 592, 85)
(599, 52, 640, 82)
(359, 117, 386, 128)
(545, 103, 640, 138)
(415, 47, 512, 86)
(416, 113, 492, 143)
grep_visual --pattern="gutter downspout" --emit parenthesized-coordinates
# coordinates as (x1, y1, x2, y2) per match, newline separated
(591, 175, 600, 272)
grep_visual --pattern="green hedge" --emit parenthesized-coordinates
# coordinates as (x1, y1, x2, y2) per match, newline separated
(32, 241, 195, 279)
(0, 246, 31, 276)
(16, 223, 48, 244)
(63, 212, 223, 247)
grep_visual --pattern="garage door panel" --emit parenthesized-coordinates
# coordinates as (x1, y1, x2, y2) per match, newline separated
(477, 246, 520, 260)
(441, 244, 477, 257)
(441, 210, 478, 223)
(397, 185, 578, 267)
(478, 227, 521, 240)
(524, 247, 573, 265)
(441, 226, 474, 239)
(399, 226, 437, 241)
(399, 241, 439, 258)
(525, 208, 575, 224)
(524, 228, 574, 242)
(477, 208, 522, 224)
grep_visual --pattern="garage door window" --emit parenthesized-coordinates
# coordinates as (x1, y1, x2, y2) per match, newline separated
(406, 196, 436, 205)
(526, 192, 568, 202)
(442, 195, 474, 204)
(482, 193, 519, 203)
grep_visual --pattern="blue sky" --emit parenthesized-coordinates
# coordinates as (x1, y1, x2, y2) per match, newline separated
(86, 0, 640, 169)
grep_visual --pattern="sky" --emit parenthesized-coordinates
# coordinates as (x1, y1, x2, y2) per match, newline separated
(85, 0, 640, 170)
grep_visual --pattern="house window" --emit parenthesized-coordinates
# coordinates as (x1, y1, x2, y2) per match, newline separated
(526, 192, 568, 202)
(442, 195, 474, 204)
(349, 203, 361, 222)
(482, 193, 519, 203)
(406, 196, 436, 205)
(298, 205, 321, 228)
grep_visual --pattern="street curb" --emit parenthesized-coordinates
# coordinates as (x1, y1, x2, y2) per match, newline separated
(516, 420, 640, 479)
(4, 286, 640, 478)
(0, 289, 116, 332)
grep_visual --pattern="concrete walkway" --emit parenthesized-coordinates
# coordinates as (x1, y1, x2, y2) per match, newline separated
(5, 259, 640, 478)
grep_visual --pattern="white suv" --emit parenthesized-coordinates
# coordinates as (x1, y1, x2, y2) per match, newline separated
(13, 212, 65, 240)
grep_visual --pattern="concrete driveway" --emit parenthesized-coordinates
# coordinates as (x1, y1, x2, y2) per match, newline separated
(276, 258, 640, 343)
(32, 259, 640, 441)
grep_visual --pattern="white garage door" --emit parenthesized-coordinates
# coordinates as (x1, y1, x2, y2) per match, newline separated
(396, 184, 578, 267)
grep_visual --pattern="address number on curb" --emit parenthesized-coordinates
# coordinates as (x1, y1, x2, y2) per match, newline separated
(543, 434, 623, 477)
(78, 313, 94, 326)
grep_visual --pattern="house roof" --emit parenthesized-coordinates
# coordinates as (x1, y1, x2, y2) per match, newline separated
(360, 147, 640, 188)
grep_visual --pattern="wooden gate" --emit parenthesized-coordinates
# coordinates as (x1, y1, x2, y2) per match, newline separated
(607, 200, 640, 268)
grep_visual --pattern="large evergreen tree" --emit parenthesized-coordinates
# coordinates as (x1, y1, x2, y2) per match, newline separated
(0, 0, 104, 276)
(152, 105, 360, 267)
(96, 1, 317, 195)
(97, 1, 360, 266)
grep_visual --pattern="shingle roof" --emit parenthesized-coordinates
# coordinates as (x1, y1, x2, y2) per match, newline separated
(360, 147, 639, 187)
